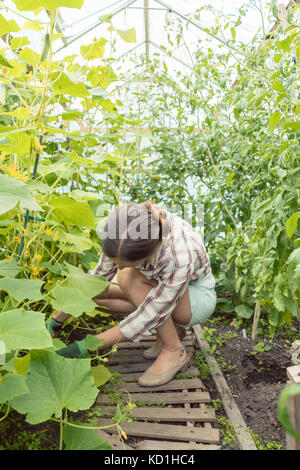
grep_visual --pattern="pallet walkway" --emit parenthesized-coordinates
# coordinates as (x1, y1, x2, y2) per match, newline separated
(95, 329, 221, 450)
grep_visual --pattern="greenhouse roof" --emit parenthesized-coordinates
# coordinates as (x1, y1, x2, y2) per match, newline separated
(3, 0, 294, 74)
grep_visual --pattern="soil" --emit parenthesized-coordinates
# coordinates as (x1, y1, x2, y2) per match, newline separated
(201, 312, 300, 450)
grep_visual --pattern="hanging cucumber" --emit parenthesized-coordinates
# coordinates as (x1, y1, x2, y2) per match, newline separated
(40, 33, 50, 63)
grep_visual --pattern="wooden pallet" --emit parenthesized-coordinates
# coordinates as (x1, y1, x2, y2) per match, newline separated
(95, 330, 221, 450)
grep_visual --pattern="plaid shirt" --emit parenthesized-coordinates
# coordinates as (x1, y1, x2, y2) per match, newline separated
(89, 211, 215, 342)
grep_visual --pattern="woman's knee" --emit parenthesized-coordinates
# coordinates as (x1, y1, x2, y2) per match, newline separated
(117, 267, 138, 293)
(117, 268, 157, 293)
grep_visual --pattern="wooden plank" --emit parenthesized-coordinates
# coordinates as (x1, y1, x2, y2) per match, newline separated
(97, 418, 220, 444)
(114, 365, 200, 382)
(286, 365, 300, 450)
(100, 406, 216, 423)
(193, 324, 257, 450)
(137, 440, 221, 450)
(117, 338, 194, 350)
(116, 378, 204, 393)
(107, 346, 194, 365)
(95, 429, 134, 450)
(98, 390, 211, 406)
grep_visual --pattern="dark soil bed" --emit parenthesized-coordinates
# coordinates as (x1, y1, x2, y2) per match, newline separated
(201, 312, 300, 450)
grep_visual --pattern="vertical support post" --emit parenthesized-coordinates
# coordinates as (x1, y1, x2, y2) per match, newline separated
(144, 0, 150, 59)
(286, 365, 300, 450)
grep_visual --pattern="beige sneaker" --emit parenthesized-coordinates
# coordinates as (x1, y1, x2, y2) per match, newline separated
(142, 325, 186, 359)
(138, 346, 190, 387)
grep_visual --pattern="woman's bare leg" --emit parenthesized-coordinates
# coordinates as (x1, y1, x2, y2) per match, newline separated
(103, 267, 191, 373)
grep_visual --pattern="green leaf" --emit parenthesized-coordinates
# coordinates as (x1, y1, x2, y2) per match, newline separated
(50, 286, 96, 318)
(272, 79, 285, 93)
(10, 350, 98, 424)
(15, 353, 31, 376)
(10, 36, 30, 50)
(64, 231, 94, 253)
(63, 264, 108, 299)
(282, 120, 300, 131)
(91, 364, 111, 387)
(51, 72, 90, 98)
(18, 47, 39, 67)
(0, 175, 41, 216)
(80, 38, 107, 60)
(0, 15, 20, 35)
(286, 212, 300, 239)
(0, 374, 28, 404)
(0, 278, 44, 302)
(0, 54, 13, 68)
(116, 28, 136, 43)
(63, 424, 112, 450)
(49, 195, 95, 227)
(0, 309, 52, 354)
(12, 0, 84, 12)
(277, 384, 300, 440)
(85, 335, 104, 351)
(234, 304, 253, 319)
(268, 112, 281, 132)
(0, 258, 22, 278)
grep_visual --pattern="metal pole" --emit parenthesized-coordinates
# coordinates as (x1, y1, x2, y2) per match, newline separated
(144, 0, 150, 59)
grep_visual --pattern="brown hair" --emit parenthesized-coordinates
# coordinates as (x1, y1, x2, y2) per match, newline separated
(101, 200, 171, 262)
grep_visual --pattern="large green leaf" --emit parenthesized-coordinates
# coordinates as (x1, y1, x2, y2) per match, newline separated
(0, 373, 28, 404)
(80, 38, 107, 61)
(12, 0, 84, 12)
(51, 72, 90, 98)
(50, 286, 96, 317)
(234, 304, 253, 319)
(62, 264, 108, 298)
(0, 258, 22, 278)
(0, 278, 44, 301)
(0, 175, 41, 215)
(63, 424, 112, 450)
(116, 28, 136, 43)
(49, 195, 95, 227)
(0, 309, 52, 353)
(286, 212, 300, 239)
(0, 14, 20, 35)
(10, 350, 99, 424)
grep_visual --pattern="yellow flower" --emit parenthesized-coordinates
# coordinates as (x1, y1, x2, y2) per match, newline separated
(45, 229, 52, 236)
(7, 164, 20, 178)
(0, 376, 2, 383)
(33, 254, 42, 263)
(54, 230, 59, 240)
(121, 430, 127, 440)
(13, 235, 21, 244)
(24, 249, 29, 256)
(110, 320, 116, 325)
(30, 264, 40, 277)
(47, 279, 52, 284)
(34, 136, 46, 152)
(76, 321, 80, 327)
(102, 357, 108, 363)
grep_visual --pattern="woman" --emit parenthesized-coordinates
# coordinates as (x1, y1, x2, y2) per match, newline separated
(49, 200, 216, 387)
